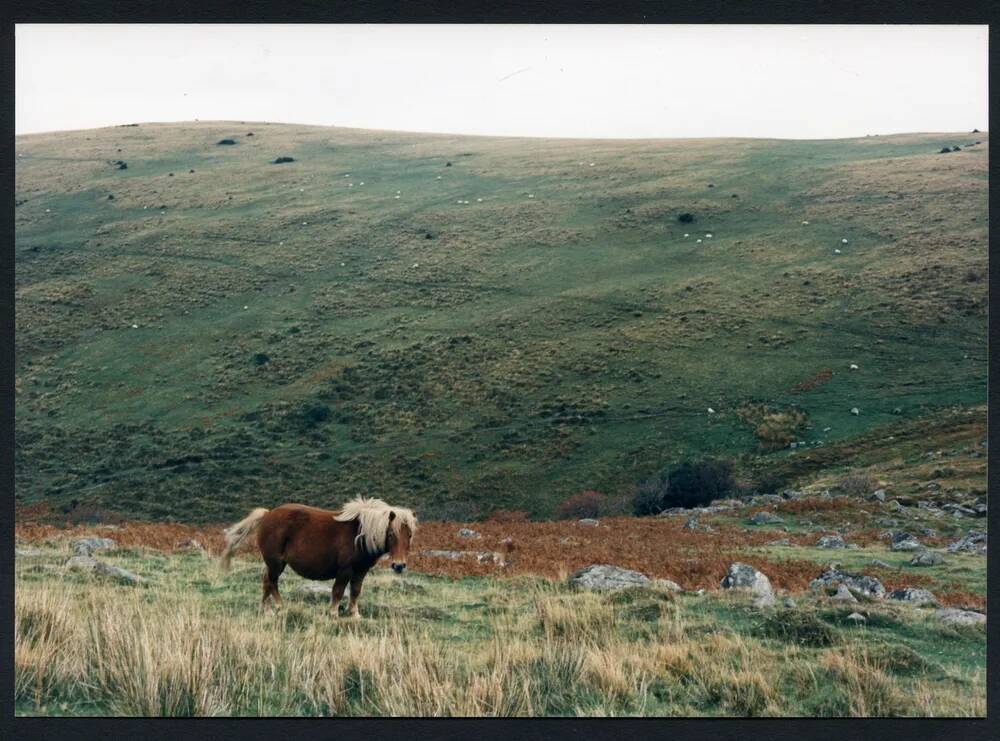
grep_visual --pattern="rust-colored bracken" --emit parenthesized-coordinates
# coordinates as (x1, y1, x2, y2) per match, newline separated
(15, 510, 984, 610)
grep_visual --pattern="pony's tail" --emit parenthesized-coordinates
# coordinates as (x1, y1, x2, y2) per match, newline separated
(220, 507, 269, 572)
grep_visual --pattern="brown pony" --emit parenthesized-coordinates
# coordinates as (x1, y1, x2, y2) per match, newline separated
(220, 497, 417, 617)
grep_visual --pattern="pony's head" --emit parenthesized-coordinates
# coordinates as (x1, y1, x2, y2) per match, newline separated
(334, 497, 417, 572)
(385, 510, 415, 573)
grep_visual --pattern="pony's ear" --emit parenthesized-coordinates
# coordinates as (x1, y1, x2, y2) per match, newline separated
(388, 510, 396, 522)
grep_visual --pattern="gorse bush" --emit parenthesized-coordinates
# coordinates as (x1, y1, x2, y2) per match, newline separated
(556, 491, 606, 520)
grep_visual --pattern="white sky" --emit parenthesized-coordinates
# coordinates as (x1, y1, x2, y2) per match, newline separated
(16, 24, 988, 139)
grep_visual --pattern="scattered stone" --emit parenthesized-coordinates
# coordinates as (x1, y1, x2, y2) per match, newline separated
(16, 547, 43, 557)
(273, 156, 295, 164)
(720, 562, 774, 601)
(942, 503, 978, 518)
(846, 612, 867, 624)
(457, 528, 481, 539)
(752, 592, 776, 608)
(782, 597, 796, 608)
(71, 537, 116, 556)
(67, 556, 145, 585)
(682, 517, 715, 533)
(578, 518, 599, 527)
(869, 559, 894, 569)
(850, 407, 860, 416)
(569, 564, 650, 591)
(749, 511, 783, 526)
(870, 489, 886, 502)
(934, 608, 985, 626)
(909, 551, 944, 567)
(809, 567, 885, 600)
(217, 139, 236, 145)
(888, 588, 937, 606)
(888, 532, 922, 552)
(418, 550, 464, 560)
(66, 555, 100, 574)
(767, 538, 791, 547)
(947, 531, 986, 554)
(816, 535, 847, 549)
(831, 584, 858, 603)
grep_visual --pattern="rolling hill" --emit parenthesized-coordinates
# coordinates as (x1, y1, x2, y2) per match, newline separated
(14, 122, 988, 521)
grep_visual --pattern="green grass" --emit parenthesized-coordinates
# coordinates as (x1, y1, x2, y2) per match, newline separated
(15, 123, 987, 520)
(14, 545, 985, 716)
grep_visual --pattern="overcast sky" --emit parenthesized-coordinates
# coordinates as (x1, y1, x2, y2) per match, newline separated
(16, 24, 988, 139)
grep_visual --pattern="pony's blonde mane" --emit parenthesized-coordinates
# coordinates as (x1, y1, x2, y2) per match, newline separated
(334, 497, 417, 554)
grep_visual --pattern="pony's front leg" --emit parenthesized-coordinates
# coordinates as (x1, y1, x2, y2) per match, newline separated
(330, 575, 349, 617)
(346, 574, 365, 618)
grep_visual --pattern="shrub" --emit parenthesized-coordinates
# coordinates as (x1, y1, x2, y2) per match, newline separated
(632, 459, 735, 515)
(665, 459, 735, 509)
(299, 404, 331, 429)
(755, 472, 786, 496)
(556, 491, 606, 520)
(632, 474, 669, 516)
(677, 212, 695, 223)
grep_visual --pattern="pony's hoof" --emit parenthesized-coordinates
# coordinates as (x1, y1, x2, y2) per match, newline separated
(343, 611, 360, 620)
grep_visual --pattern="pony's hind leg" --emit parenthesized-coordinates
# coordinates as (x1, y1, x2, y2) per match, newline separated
(261, 558, 286, 613)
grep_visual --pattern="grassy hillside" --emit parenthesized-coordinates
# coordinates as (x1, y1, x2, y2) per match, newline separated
(14, 123, 987, 520)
